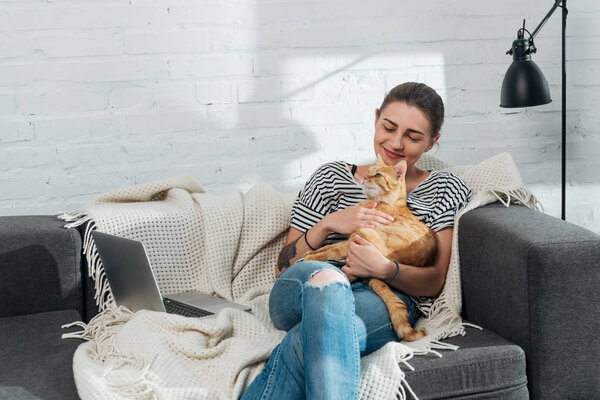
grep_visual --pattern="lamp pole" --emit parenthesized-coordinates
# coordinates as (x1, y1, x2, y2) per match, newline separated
(561, 0, 567, 221)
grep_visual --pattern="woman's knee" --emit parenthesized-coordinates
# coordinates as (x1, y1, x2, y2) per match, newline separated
(269, 262, 342, 329)
(306, 269, 347, 288)
(279, 260, 342, 285)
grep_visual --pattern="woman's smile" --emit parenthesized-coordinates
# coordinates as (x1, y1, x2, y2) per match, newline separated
(383, 147, 403, 160)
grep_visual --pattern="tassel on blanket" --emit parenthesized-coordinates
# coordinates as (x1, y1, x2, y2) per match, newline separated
(57, 211, 115, 311)
(360, 342, 441, 400)
(66, 307, 162, 400)
(58, 210, 95, 229)
(489, 185, 543, 212)
(61, 306, 133, 344)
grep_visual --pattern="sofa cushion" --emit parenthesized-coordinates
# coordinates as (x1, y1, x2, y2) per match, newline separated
(0, 310, 84, 400)
(404, 326, 528, 399)
(0, 215, 83, 318)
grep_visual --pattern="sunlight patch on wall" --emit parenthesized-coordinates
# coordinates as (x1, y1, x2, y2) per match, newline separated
(247, 51, 448, 172)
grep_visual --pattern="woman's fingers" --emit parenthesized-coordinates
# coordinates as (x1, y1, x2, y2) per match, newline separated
(378, 215, 393, 224)
(359, 208, 392, 220)
(365, 208, 394, 221)
(353, 206, 393, 230)
(366, 212, 394, 226)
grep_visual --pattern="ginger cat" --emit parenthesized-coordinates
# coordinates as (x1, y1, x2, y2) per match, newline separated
(303, 154, 437, 341)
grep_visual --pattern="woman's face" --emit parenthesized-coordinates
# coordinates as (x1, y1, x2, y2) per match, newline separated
(373, 101, 439, 170)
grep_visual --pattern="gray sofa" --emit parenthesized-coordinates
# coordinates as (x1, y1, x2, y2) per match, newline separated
(0, 203, 598, 400)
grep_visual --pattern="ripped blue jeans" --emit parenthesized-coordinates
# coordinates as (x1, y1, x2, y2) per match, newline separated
(241, 260, 419, 400)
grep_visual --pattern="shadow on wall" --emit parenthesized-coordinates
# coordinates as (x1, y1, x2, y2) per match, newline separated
(223, 0, 453, 192)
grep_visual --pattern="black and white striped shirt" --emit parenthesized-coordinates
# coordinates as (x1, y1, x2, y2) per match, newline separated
(290, 160, 471, 316)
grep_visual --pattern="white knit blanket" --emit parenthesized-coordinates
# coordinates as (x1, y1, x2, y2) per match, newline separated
(59, 152, 540, 400)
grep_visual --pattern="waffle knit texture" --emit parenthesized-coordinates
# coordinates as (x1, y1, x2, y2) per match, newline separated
(59, 152, 540, 400)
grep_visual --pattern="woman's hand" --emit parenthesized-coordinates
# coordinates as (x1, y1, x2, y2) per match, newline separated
(323, 202, 394, 235)
(341, 235, 395, 280)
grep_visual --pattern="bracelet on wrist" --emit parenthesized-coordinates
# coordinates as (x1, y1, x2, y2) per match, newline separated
(304, 230, 316, 251)
(383, 261, 400, 283)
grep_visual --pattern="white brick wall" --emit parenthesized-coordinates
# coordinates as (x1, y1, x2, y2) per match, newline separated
(0, 0, 598, 233)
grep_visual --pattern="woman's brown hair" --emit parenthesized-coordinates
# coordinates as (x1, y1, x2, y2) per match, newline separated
(379, 82, 444, 138)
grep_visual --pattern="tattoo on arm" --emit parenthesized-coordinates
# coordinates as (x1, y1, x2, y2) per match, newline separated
(278, 235, 302, 272)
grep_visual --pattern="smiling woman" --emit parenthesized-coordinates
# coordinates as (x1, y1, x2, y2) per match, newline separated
(241, 82, 471, 400)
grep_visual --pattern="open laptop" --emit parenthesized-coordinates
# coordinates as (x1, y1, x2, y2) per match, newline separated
(91, 230, 251, 318)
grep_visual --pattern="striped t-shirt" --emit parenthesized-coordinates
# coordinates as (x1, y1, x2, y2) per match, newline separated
(290, 160, 471, 316)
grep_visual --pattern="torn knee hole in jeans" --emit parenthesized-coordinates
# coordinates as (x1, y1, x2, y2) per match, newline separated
(306, 269, 349, 290)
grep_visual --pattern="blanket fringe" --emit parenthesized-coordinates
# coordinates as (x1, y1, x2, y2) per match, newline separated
(58, 210, 94, 228)
(398, 380, 420, 400)
(421, 292, 467, 340)
(61, 306, 133, 344)
(57, 211, 115, 311)
(389, 345, 442, 400)
(66, 306, 157, 399)
(489, 185, 543, 212)
(407, 293, 484, 354)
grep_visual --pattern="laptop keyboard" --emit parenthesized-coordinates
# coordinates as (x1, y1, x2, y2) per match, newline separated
(163, 298, 215, 318)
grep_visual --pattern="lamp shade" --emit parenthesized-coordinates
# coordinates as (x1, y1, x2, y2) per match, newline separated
(500, 38, 552, 108)
(500, 59, 552, 108)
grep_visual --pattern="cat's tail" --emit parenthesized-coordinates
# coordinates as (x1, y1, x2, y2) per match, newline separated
(369, 279, 427, 342)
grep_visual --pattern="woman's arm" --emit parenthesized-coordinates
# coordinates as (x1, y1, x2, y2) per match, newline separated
(341, 227, 453, 297)
(275, 220, 331, 278)
(385, 227, 452, 297)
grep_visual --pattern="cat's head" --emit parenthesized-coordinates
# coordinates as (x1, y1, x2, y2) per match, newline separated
(360, 153, 408, 205)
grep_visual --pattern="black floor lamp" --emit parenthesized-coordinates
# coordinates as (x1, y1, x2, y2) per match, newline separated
(500, 0, 568, 220)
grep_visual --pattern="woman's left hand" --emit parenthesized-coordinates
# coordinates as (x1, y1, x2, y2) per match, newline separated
(342, 235, 392, 280)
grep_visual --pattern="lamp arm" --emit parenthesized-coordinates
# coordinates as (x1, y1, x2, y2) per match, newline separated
(529, 0, 563, 41)
(506, 0, 565, 54)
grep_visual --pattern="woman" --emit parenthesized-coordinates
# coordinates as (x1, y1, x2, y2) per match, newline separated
(242, 82, 471, 399)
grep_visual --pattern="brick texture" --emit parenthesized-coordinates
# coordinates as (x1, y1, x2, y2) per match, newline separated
(0, 0, 598, 233)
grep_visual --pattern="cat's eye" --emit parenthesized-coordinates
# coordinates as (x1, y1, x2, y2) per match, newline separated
(374, 173, 382, 178)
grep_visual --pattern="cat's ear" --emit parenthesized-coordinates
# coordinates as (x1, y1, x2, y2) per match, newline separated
(375, 152, 384, 164)
(395, 160, 407, 179)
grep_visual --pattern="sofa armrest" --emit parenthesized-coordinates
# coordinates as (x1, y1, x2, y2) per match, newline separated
(0, 215, 83, 318)
(459, 203, 600, 400)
